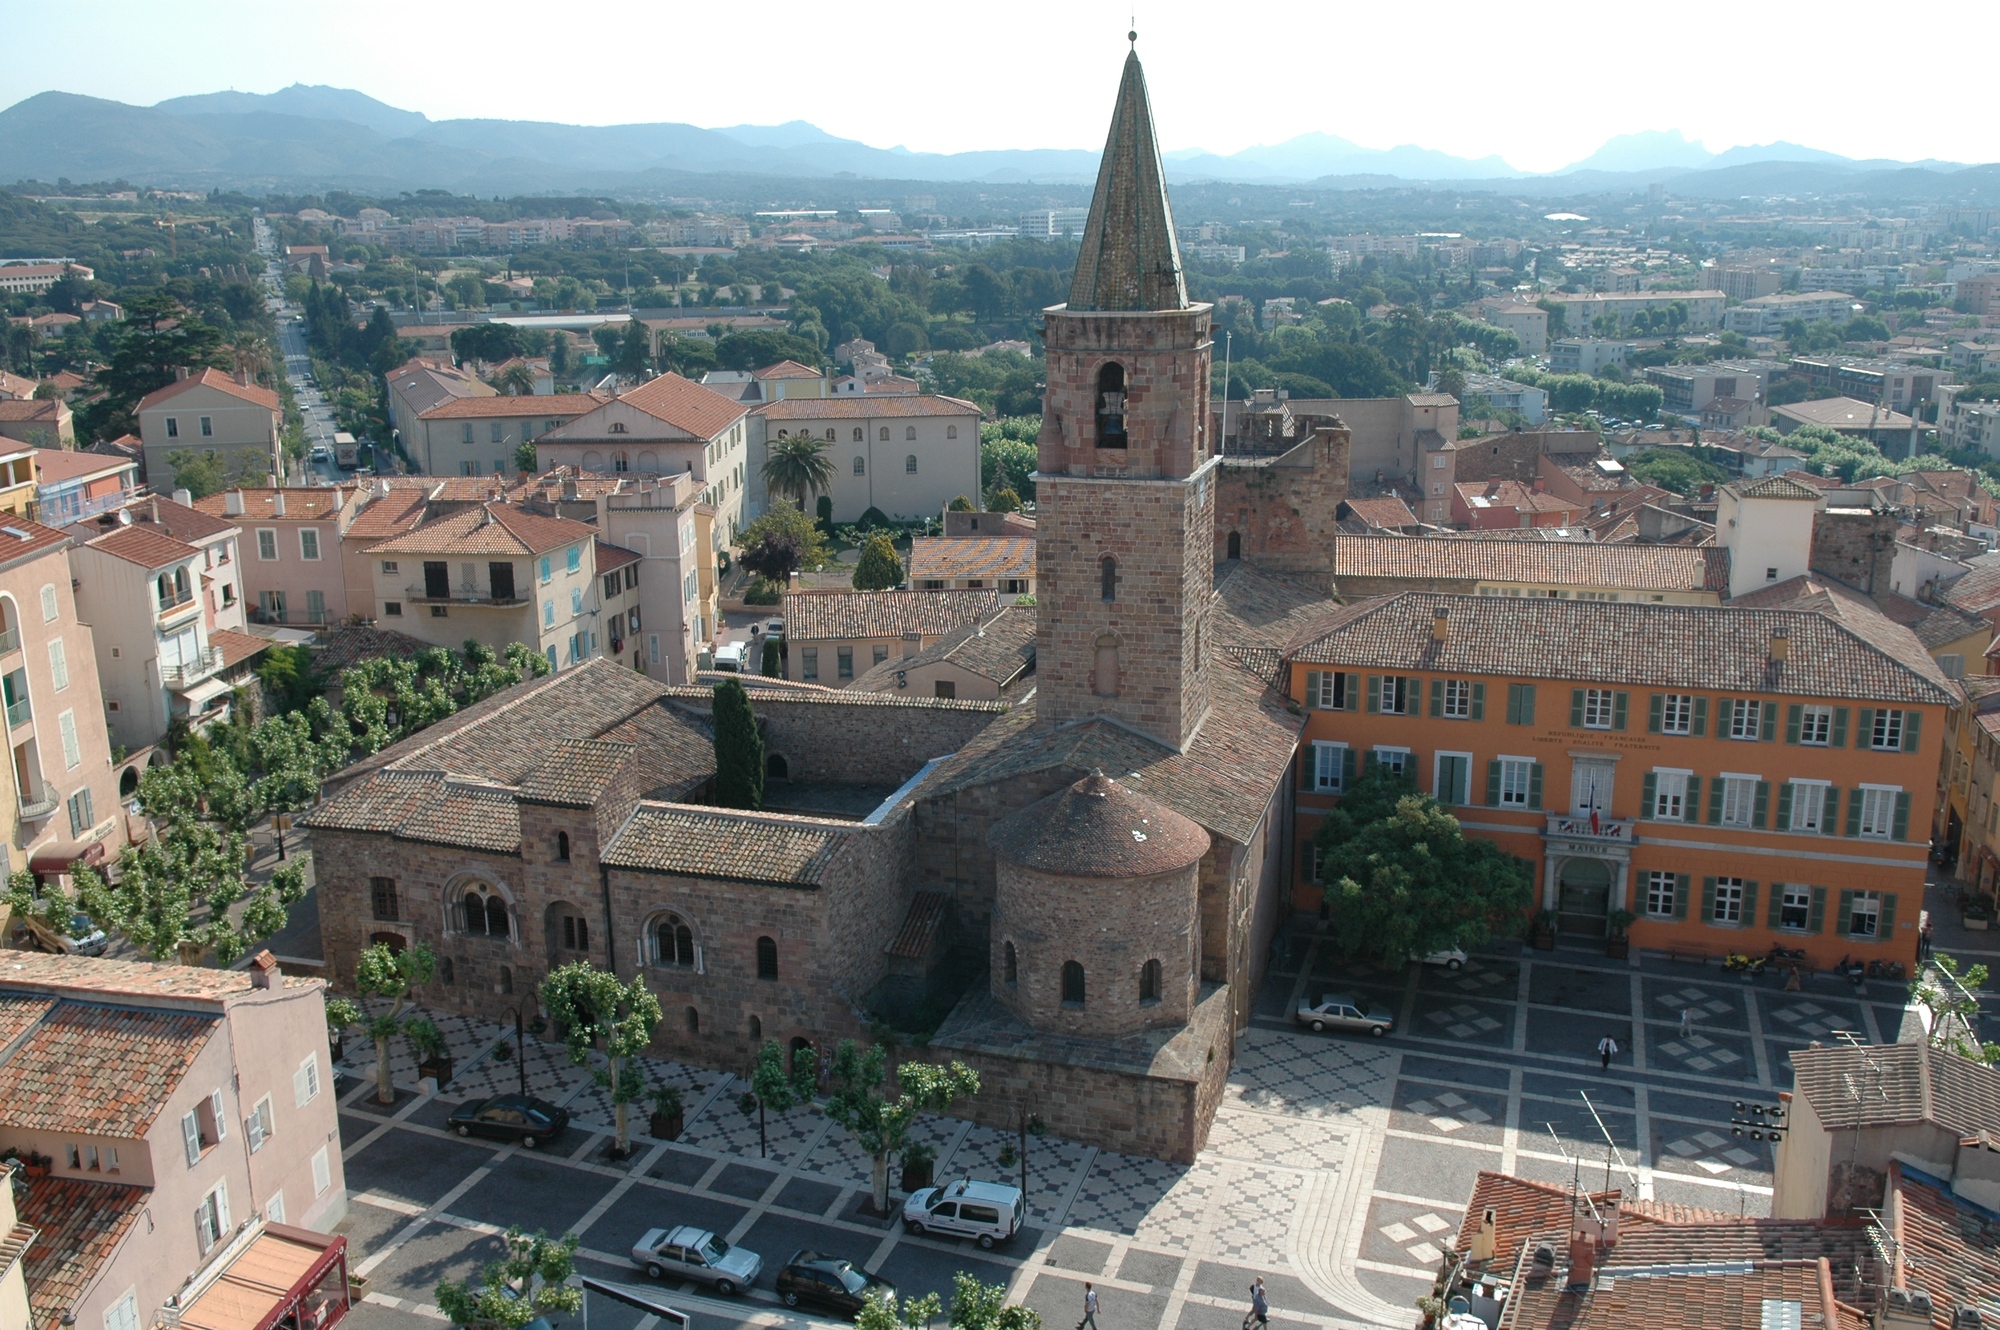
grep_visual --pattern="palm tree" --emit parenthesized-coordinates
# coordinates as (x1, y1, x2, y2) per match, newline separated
(760, 432, 836, 510)
(228, 332, 268, 381)
(491, 362, 536, 396)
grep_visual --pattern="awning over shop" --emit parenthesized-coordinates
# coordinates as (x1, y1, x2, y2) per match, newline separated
(28, 839, 106, 874)
(176, 1225, 348, 1330)
(174, 675, 235, 709)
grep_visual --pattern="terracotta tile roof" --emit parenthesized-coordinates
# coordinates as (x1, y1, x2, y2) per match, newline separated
(419, 394, 603, 420)
(396, 780, 522, 852)
(784, 589, 999, 641)
(0, 518, 72, 572)
(1341, 496, 1419, 530)
(1724, 576, 1957, 692)
(1947, 564, 2000, 615)
(752, 360, 824, 380)
(210, 628, 270, 669)
(990, 772, 1208, 878)
(76, 495, 237, 545)
(0, 400, 62, 423)
(1455, 480, 1583, 515)
(757, 395, 981, 420)
(885, 891, 950, 960)
(192, 487, 350, 521)
(1290, 592, 1955, 706)
(0, 1000, 218, 1135)
(82, 523, 199, 569)
(312, 624, 431, 675)
(517, 739, 635, 806)
(1499, 1249, 1855, 1330)
(0, 951, 302, 1000)
(341, 487, 431, 544)
(854, 605, 1037, 691)
(0, 993, 56, 1048)
(596, 372, 747, 439)
(1772, 396, 1917, 431)
(651, 682, 1008, 714)
(136, 367, 281, 414)
(368, 502, 594, 557)
(1332, 533, 1729, 593)
(30, 447, 131, 486)
(603, 804, 854, 885)
(1790, 1042, 2000, 1135)
(595, 540, 640, 572)
(908, 536, 1033, 583)
(593, 705, 715, 800)
(0, 369, 34, 398)
(17, 1177, 149, 1330)
(1892, 1162, 2000, 1327)
(1877, 593, 1990, 649)
(1728, 473, 1827, 501)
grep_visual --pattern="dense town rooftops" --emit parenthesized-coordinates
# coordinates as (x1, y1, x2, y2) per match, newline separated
(192, 486, 348, 521)
(783, 588, 1000, 640)
(135, 367, 280, 414)
(17, 1177, 150, 1330)
(1330, 533, 1729, 593)
(81, 523, 199, 570)
(1770, 397, 1917, 431)
(601, 805, 855, 886)
(367, 502, 593, 558)
(600, 372, 747, 439)
(28, 448, 129, 486)
(854, 606, 1037, 692)
(418, 394, 602, 420)
(989, 772, 1208, 878)
(1789, 1041, 2000, 1133)
(0, 999, 216, 1136)
(908, 536, 1034, 583)
(1288, 592, 1955, 706)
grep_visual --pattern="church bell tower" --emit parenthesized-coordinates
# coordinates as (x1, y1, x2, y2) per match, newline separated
(1035, 39, 1215, 751)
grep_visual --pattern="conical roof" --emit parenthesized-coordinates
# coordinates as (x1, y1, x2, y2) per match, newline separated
(1065, 47, 1189, 313)
(988, 771, 1208, 879)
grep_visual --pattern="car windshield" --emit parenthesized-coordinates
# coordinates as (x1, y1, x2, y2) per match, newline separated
(525, 1107, 552, 1124)
(698, 1237, 728, 1262)
(835, 1265, 868, 1294)
(70, 915, 94, 935)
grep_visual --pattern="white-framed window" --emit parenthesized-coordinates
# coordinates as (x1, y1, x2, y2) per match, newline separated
(1859, 785, 1899, 839)
(199, 415, 213, 437)
(267, 1192, 286, 1225)
(1729, 700, 1762, 740)
(246, 1094, 274, 1152)
(1435, 751, 1473, 805)
(58, 710, 80, 769)
(195, 1182, 230, 1255)
(104, 1291, 138, 1330)
(180, 1108, 201, 1167)
(1790, 781, 1828, 832)
(256, 529, 278, 561)
(1652, 769, 1690, 821)
(39, 584, 57, 622)
(1581, 688, 1615, 729)
(1307, 671, 1348, 710)
(1311, 742, 1348, 794)
(1870, 709, 1905, 751)
(381, 559, 399, 574)
(1373, 747, 1410, 779)
(1779, 884, 1812, 931)
(1659, 693, 1693, 734)
(1441, 679, 1473, 719)
(1720, 774, 1758, 827)
(165, 416, 179, 438)
(1498, 758, 1535, 808)
(1848, 890, 1882, 937)
(47, 638, 67, 691)
(1377, 675, 1409, 713)
(299, 528, 321, 561)
(1712, 876, 1746, 925)
(311, 1146, 331, 1196)
(1798, 705, 1832, 746)
(1644, 870, 1677, 918)
(294, 1051, 321, 1107)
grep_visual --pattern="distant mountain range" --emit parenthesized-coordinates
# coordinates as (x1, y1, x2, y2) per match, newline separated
(0, 83, 1992, 199)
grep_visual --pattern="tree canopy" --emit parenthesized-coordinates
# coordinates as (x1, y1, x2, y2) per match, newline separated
(853, 534, 903, 591)
(712, 678, 764, 810)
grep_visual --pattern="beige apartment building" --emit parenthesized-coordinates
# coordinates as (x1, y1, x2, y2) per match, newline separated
(383, 357, 493, 463)
(135, 370, 283, 495)
(781, 588, 1000, 685)
(412, 394, 601, 479)
(0, 953, 349, 1330)
(193, 487, 359, 627)
(751, 396, 984, 523)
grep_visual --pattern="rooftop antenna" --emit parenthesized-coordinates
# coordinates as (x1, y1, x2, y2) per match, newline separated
(1544, 1123, 1604, 1227)
(1578, 1090, 1640, 1193)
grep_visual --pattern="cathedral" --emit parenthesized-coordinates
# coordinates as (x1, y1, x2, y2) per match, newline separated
(309, 43, 1346, 1162)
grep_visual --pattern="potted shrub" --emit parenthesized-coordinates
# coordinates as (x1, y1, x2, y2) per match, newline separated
(1605, 910, 1636, 959)
(647, 1084, 685, 1141)
(1964, 895, 1994, 931)
(407, 1017, 453, 1088)
(1530, 909, 1559, 951)
(899, 1141, 936, 1193)
(326, 997, 360, 1063)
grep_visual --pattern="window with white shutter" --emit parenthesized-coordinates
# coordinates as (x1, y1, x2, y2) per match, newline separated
(181, 1110, 201, 1167)
(48, 638, 67, 691)
(39, 584, 56, 622)
(246, 1095, 274, 1152)
(311, 1146, 331, 1196)
(104, 1292, 138, 1330)
(58, 710, 79, 769)
(294, 1053, 320, 1106)
(209, 1089, 227, 1141)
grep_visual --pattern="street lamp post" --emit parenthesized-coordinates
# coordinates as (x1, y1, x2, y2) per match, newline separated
(504, 1002, 529, 1098)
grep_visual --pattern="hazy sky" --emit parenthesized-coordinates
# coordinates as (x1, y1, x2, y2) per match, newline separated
(6, 0, 1998, 174)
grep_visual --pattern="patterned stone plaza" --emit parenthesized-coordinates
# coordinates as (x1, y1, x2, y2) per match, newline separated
(331, 937, 1923, 1330)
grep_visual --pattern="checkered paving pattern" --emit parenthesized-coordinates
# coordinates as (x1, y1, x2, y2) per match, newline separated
(1445, 966, 1513, 995)
(1223, 1026, 1393, 1118)
(1424, 1002, 1506, 1039)
(948, 1122, 1094, 1226)
(1378, 1209, 1454, 1266)
(1201, 1162, 1300, 1267)
(1660, 1127, 1761, 1175)
(561, 1054, 714, 1131)
(339, 999, 523, 1096)
(674, 1077, 826, 1167)
(1655, 985, 1734, 1019)
(1766, 1000, 1849, 1040)
(1404, 1090, 1494, 1134)
(1204, 1108, 1351, 1170)
(1067, 1151, 1206, 1246)
(1653, 1033, 1745, 1073)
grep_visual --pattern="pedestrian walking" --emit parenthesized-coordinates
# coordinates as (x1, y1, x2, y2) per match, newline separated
(1920, 921, 1934, 961)
(1679, 1007, 1694, 1038)
(1597, 1035, 1618, 1070)
(1078, 1283, 1099, 1330)
(1243, 1277, 1269, 1330)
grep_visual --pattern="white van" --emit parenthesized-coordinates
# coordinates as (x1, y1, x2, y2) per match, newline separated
(712, 642, 747, 673)
(901, 1179, 1025, 1248)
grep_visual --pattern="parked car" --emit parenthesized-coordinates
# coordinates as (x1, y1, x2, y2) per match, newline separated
(66, 913, 108, 957)
(309, 444, 331, 462)
(1416, 947, 1467, 970)
(764, 618, 785, 639)
(901, 1178, 1024, 1248)
(712, 642, 746, 673)
(631, 1226, 761, 1295)
(774, 1251, 894, 1316)
(1295, 993, 1394, 1037)
(445, 1094, 569, 1147)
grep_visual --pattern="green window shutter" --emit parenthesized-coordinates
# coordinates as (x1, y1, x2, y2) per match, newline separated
(1706, 778, 1724, 825)
(1717, 698, 1734, 736)
(1835, 889, 1854, 936)
(1893, 791, 1911, 842)
(1776, 782, 1794, 829)
(1701, 876, 1717, 923)
(1486, 759, 1502, 807)
(1692, 696, 1708, 736)
(1528, 764, 1544, 810)
(1306, 671, 1322, 707)
(1685, 775, 1702, 816)
(1648, 693, 1664, 733)
(1673, 874, 1690, 921)
(1641, 772, 1658, 819)
(1761, 701, 1779, 742)
(1858, 708, 1875, 749)
(1822, 787, 1840, 836)
(1471, 682, 1485, 721)
(1366, 675, 1380, 714)
(1845, 790, 1863, 837)
(1808, 886, 1827, 934)
(1364, 750, 1380, 775)
(1878, 892, 1899, 940)
(1344, 674, 1360, 710)
(1785, 704, 1802, 744)
(1430, 678, 1443, 717)
(1753, 780, 1771, 828)
(1613, 692, 1630, 732)
(1742, 881, 1760, 924)
(1831, 706, 1848, 748)
(1570, 689, 1585, 727)
(1505, 685, 1521, 725)
(1342, 747, 1358, 785)
(1903, 712, 1922, 753)
(1767, 885, 1786, 929)
(1521, 685, 1535, 726)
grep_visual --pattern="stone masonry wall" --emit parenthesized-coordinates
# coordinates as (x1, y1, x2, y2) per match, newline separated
(1214, 425, 1351, 586)
(667, 694, 1004, 786)
(1810, 507, 1899, 598)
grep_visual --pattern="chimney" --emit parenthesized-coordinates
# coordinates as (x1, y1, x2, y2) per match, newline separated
(148, 497, 159, 524)
(272, 490, 286, 517)
(234, 368, 249, 386)
(223, 489, 244, 516)
(1700, 482, 1715, 500)
(1770, 629, 1789, 662)
(562, 476, 579, 502)
(172, 487, 192, 507)
(1564, 1231, 1597, 1291)
(1468, 1207, 1498, 1263)
(174, 365, 189, 381)
(1432, 607, 1450, 642)
(1529, 1243, 1556, 1279)
(1532, 477, 1545, 493)
(247, 950, 279, 989)
(1882, 1287, 1936, 1330)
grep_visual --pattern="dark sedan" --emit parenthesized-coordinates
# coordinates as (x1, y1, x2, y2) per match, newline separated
(774, 1251, 895, 1317)
(446, 1094, 569, 1148)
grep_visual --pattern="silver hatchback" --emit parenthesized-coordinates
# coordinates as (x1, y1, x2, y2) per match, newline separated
(1295, 992, 1394, 1037)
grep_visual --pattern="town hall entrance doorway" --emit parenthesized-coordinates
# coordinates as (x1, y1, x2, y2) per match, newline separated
(1556, 857, 1612, 938)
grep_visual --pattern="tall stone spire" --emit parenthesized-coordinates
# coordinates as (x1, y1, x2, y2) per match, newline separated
(1066, 44, 1188, 313)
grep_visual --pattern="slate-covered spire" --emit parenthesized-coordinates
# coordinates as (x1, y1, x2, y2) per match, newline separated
(1066, 45, 1188, 313)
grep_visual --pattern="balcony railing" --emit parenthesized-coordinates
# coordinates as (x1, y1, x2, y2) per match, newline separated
(405, 583, 528, 607)
(161, 647, 224, 689)
(5, 698, 30, 729)
(1544, 812, 1634, 844)
(19, 789, 57, 819)
(158, 592, 199, 621)
(0, 627, 19, 657)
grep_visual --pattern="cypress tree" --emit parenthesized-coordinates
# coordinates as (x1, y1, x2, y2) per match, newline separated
(712, 678, 764, 809)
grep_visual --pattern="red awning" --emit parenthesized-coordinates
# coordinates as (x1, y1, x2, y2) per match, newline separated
(177, 1225, 349, 1330)
(28, 839, 106, 874)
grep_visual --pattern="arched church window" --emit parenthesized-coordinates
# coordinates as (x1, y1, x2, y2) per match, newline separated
(1100, 556, 1118, 602)
(1061, 961, 1086, 1006)
(1095, 363, 1127, 448)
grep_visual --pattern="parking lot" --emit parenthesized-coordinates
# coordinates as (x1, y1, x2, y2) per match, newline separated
(333, 937, 1941, 1330)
